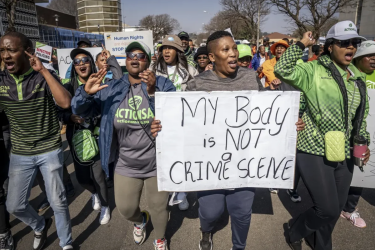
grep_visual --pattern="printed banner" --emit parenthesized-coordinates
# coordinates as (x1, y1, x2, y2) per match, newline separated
(104, 31, 154, 66)
(56, 48, 102, 79)
(155, 91, 300, 192)
(351, 89, 375, 188)
(35, 42, 52, 61)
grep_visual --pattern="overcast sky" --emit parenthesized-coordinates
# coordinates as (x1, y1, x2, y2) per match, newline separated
(38, 0, 290, 34)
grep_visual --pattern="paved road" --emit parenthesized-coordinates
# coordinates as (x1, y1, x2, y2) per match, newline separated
(9, 139, 375, 250)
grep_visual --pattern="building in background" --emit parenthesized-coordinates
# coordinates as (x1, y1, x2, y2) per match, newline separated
(78, 0, 122, 34)
(36, 5, 76, 30)
(0, 0, 48, 41)
(339, 0, 375, 40)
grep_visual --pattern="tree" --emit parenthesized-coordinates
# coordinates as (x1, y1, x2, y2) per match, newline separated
(139, 14, 181, 41)
(47, 0, 78, 28)
(270, 0, 356, 40)
(219, 0, 270, 39)
(1, 0, 17, 32)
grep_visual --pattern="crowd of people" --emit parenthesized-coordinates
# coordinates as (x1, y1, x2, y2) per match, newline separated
(0, 19, 374, 250)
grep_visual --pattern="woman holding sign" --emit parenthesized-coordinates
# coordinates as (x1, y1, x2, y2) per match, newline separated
(151, 30, 305, 250)
(274, 21, 371, 250)
(71, 41, 175, 250)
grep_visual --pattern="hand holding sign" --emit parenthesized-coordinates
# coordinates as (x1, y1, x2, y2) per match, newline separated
(139, 69, 156, 95)
(84, 68, 108, 95)
(151, 118, 162, 137)
(25, 51, 45, 72)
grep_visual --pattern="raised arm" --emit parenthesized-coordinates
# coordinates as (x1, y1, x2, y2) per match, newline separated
(274, 32, 316, 92)
(26, 51, 71, 109)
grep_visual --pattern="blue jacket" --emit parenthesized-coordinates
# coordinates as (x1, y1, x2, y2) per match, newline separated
(71, 74, 176, 176)
(251, 53, 263, 70)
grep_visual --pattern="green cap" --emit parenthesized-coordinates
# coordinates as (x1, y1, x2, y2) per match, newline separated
(125, 41, 152, 62)
(237, 44, 253, 59)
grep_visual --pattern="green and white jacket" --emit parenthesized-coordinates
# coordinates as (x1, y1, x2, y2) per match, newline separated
(274, 43, 370, 158)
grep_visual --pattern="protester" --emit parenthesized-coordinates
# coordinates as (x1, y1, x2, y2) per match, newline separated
(0, 114, 12, 250)
(251, 45, 268, 87)
(194, 46, 212, 73)
(263, 37, 273, 58)
(340, 40, 375, 228)
(151, 30, 305, 250)
(153, 35, 198, 92)
(0, 32, 73, 250)
(177, 31, 197, 67)
(95, 45, 122, 80)
(260, 39, 289, 89)
(308, 45, 323, 61)
(58, 47, 123, 225)
(72, 41, 175, 250)
(189, 39, 195, 53)
(274, 21, 370, 250)
(65, 37, 92, 79)
(237, 44, 253, 68)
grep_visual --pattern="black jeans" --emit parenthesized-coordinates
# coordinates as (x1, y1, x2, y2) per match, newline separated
(289, 151, 354, 250)
(343, 186, 363, 213)
(0, 134, 10, 234)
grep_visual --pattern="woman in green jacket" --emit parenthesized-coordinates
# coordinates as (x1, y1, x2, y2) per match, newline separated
(274, 21, 371, 250)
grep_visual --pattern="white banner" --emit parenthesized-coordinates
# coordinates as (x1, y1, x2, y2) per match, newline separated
(35, 42, 52, 61)
(351, 89, 375, 188)
(56, 48, 102, 79)
(104, 31, 154, 66)
(156, 91, 300, 192)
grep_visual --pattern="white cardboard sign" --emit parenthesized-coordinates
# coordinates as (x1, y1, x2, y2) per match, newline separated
(351, 89, 375, 188)
(156, 91, 300, 192)
(56, 48, 102, 79)
(104, 31, 154, 66)
(35, 42, 52, 61)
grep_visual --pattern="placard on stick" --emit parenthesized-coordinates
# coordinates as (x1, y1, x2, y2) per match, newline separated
(156, 91, 300, 192)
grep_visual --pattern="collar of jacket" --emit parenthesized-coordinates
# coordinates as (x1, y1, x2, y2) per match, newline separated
(185, 47, 192, 56)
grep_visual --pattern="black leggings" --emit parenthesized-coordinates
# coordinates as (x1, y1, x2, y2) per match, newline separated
(343, 186, 363, 213)
(289, 151, 354, 250)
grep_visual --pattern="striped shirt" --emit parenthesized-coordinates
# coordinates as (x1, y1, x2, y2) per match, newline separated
(0, 68, 61, 155)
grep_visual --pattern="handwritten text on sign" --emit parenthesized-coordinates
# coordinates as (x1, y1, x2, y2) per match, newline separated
(156, 91, 300, 192)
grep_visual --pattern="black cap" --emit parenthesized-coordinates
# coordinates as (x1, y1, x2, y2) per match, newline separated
(178, 31, 189, 40)
(263, 37, 270, 41)
(70, 48, 94, 61)
(194, 46, 208, 61)
(77, 37, 92, 47)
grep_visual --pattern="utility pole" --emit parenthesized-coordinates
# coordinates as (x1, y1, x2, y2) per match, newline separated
(256, 0, 260, 51)
(354, 0, 363, 34)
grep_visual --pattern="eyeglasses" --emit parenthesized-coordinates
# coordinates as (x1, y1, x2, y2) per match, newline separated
(73, 57, 91, 66)
(197, 56, 208, 60)
(334, 39, 362, 48)
(126, 52, 147, 62)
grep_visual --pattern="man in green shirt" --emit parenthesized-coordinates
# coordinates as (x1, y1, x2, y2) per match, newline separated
(0, 32, 73, 250)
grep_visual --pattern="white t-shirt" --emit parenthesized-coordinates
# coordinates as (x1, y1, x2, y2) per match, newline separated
(167, 65, 183, 91)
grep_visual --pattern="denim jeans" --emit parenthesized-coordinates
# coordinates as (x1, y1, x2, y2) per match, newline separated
(6, 148, 73, 248)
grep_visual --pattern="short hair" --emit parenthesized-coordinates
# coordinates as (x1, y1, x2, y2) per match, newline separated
(2, 31, 33, 51)
(207, 31, 233, 53)
(189, 39, 192, 42)
(282, 38, 289, 43)
(95, 52, 103, 61)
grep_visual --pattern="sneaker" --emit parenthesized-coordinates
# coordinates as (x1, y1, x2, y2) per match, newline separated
(65, 182, 75, 198)
(341, 209, 366, 228)
(178, 196, 189, 211)
(33, 218, 52, 250)
(0, 231, 14, 250)
(199, 231, 212, 250)
(133, 211, 150, 245)
(286, 189, 302, 203)
(269, 188, 279, 194)
(153, 238, 168, 250)
(286, 220, 302, 250)
(37, 197, 50, 212)
(99, 206, 111, 225)
(92, 193, 101, 211)
(62, 245, 73, 250)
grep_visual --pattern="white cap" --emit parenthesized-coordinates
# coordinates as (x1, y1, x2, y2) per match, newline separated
(353, 41, 375, 59)
(326, 20, 366, 41)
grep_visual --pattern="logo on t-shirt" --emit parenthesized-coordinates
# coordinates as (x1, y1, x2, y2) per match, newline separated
(116, 95, 154, 124)
(128, 96, 142, 110)
(367, 80, 375, 89)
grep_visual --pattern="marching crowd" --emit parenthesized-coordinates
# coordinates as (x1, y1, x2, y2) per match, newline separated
(0, 19, 374, 250)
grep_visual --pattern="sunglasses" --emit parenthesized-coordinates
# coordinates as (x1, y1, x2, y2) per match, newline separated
(197, 56, 208, 60)
(334, 39, 362, 48)
(126, 52, 147, 62)
(73, 57, 91, 66)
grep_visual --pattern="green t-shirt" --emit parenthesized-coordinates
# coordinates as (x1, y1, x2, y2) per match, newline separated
(366, 70, 375, 89)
